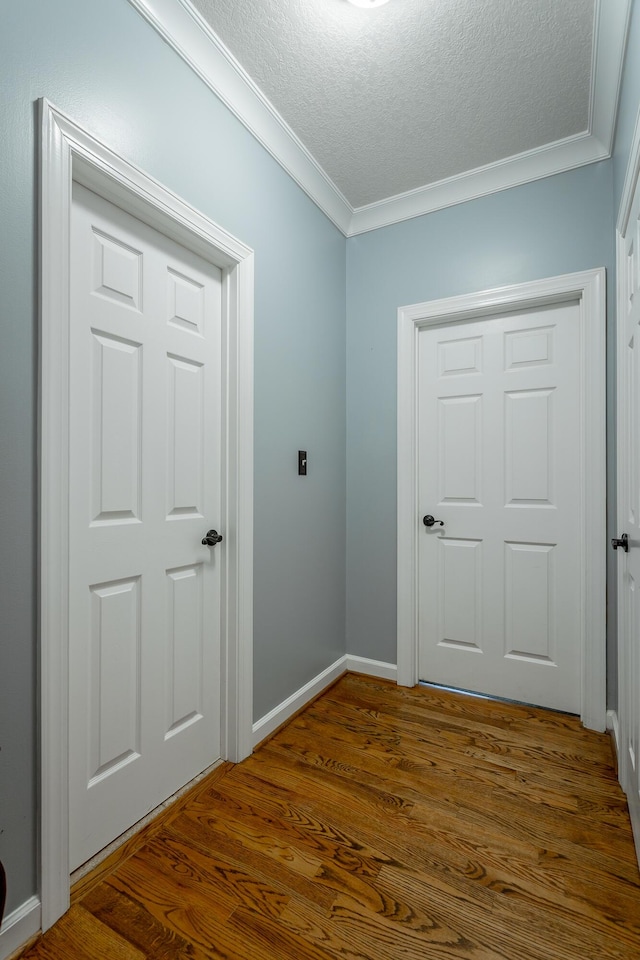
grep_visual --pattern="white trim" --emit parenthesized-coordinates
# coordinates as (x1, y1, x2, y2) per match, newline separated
(615, 227, 629, 789)
(590, 0, 632, 154)
(126, 0, 352, 235)
(345, 655, 397, 681)
(351, 0, 631, 235)
(124, 0, 630, 236)
(252, 657, 347, 747)
(606, 709, 621, 760)
(397, 269, 607, 732)
(617, 99, 640, 234)
(349, 133, 608, 235)
(39, 99, 254, 930)
(251, 655, 398, 748)
(0, 897, 41, 960)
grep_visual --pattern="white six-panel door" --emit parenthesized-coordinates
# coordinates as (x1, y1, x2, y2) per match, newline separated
(417, 305, 582, 713)
(617, 166, 640, 859)
(68, 183, 223, 869)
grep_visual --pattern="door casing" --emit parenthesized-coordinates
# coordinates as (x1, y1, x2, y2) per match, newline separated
(39, 99, 254, 929)
(397, 270, 606, 731)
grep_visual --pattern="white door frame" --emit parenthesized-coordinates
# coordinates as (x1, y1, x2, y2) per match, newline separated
(39, 99, 254, 929)
(397, 269, 607, 731)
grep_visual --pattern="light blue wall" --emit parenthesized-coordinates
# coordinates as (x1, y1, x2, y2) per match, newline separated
(0, 0, 345, 914)
(346, 162, 616, 687)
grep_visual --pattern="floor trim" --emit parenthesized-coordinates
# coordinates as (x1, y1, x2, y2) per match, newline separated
(0, 897, 41, 960)
(345, 655, 398, 681)
(252, 657, 347, 747)
(252, 656, 398, 747)
(607, 708, 621, 763)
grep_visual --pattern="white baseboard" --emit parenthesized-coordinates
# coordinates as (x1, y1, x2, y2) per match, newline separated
(0, 896, 41, 960)
(252, 655, 399, 747)
(252, 656, 348, 747)
(606, 708, 621, 762)
(345, 655, 397, 681)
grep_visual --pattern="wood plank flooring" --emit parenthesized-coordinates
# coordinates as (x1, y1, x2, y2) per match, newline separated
(20, 674, 640, 960)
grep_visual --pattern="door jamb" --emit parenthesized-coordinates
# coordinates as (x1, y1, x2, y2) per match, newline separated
(397, 269, 606, 731)
(39, 99, 254, 929)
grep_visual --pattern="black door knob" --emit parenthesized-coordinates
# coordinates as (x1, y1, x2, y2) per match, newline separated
(423, 515, 444, 528)
(202, 529, 223, 546)
(612, 534, 629, 552)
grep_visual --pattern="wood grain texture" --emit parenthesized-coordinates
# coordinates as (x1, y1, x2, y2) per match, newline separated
(19, 675, 640, 959)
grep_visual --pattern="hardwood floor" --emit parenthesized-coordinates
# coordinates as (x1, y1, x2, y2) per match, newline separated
(20, 674, 640, 959)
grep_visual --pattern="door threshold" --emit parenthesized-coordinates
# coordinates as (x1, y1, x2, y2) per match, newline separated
(418, 681, 578, 717)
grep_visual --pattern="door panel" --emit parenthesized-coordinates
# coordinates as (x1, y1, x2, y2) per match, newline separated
(165, 563, 204, 737)
(88, 577, 141, 783)
(438, 538, 483, 651)
(418, 305, 581, 712)
(166, 354, 204, 517)
(504, 541, 555, 662)
(438, 395, 481, 502)
(504, 388, 554, 504)
(90, 332, 142, 523)
(69, 183, 222, 870)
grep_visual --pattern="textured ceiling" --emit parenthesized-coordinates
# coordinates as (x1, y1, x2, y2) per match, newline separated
(190, 0, 594, 208)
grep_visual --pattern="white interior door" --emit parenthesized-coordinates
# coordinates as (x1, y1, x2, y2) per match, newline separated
(68, 183, 223, 870)
(417, 304, 582, 713)
(617, 173, 640, 859)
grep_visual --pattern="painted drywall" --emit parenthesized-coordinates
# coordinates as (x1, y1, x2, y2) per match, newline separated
(0, 0, 345, 916)
(346, 161, 616, 698)
(614, 0, 640, 215)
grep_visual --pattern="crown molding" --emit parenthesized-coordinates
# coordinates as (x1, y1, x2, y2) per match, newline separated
(126, 0, 631, 238)
(349, 0, 631, 236)
(348, 132, 609, 235)
(616, 81, 640, 233)
(590, 0, 632, 152)
(126, 0, 353, 234)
